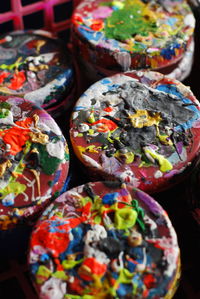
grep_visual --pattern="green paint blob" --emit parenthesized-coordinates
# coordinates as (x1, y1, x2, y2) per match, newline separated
(109, 268, 134, 296)
(94, 214, 102, 224)
(0, 61, 24, 71)
(53, 191, 60, 199)
(0, 102, 11, 110)
(114, 207, 138, 229)
(104, 1, 157, 41)
(34, 143, 62, 175)
(65, 152, 69, 161)
(36, 265, 52, 284)
(62, 258, 83, 270)
(0, 181, 26, 199)
(0, 102, 11, 119)
(52, 270, 68, 280)
(118, 268, 134, 284)
(0, 109, 9, 119)
(48, 180, 53, 187)
(131, 199, 145, 232)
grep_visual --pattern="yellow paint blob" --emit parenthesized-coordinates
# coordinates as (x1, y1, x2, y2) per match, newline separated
(129, 110, 162, 128)
(144, 147, 173, 172)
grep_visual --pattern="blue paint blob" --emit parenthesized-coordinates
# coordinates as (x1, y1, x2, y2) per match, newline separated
(101, 78, 111, 84)
(78, 27, 103, 42)
(156, 84, 200, 131)
(102, 192, 118, 205)
(117, 283, 133, 296)
(31, 262, 40, 274)
(40, 253, 50, 262)
(161, 43, 180, 60)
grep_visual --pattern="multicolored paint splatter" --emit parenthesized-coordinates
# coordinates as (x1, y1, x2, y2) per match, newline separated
(0, 30, 74, 112)
(70, 71, 200, 193)
(29, 181, 180, 299)
(72, 0, 195, 75)
(75, 37, 195, 84)
(0, 96, 69, 230)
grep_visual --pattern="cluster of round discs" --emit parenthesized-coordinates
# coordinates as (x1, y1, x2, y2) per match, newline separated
(0, 1, 200, 299)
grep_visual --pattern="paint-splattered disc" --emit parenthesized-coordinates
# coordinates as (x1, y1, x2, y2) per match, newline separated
(0, 95, 69, 230)
(72, 0, 195, 80)
(28, 181, 180, 298)
(70, 70, 200, 193)
(0, 30, 75, 111)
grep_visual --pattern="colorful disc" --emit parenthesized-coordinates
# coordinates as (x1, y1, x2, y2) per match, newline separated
(72, 0, 195, 76)
(0, 30, 75, 111)
(29, 181, 180, 299)
(0, 96, 69, 230)
(70, 71, 200, 193)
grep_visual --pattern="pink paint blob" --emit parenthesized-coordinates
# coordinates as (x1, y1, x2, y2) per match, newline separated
(92, 6, 113, 19)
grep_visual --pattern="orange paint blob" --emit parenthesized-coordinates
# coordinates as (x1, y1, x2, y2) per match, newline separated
(8, 71, 26, 90)
(0, 117, 33, 155)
